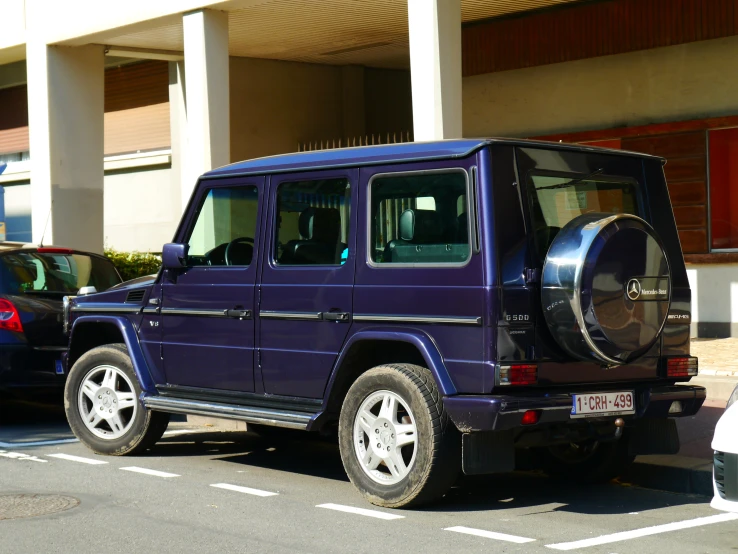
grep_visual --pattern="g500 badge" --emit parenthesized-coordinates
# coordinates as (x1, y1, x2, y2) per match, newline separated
(505, 314, 530, 322)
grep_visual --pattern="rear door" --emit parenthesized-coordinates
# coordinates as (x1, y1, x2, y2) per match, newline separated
(258, 168, 357, 398)
(160, 178, 263, 392)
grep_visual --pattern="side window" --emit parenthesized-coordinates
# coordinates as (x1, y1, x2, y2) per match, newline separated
(371, 170, 470, 265)
(186, 186, 259, 267)
(274, 178, 350, 266)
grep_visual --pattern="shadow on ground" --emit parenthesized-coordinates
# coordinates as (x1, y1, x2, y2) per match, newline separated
(152, 427, 350, 482)
(151, 428, 707, 515)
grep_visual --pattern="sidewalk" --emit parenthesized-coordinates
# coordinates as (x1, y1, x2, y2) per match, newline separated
(691, 337, 738, 378)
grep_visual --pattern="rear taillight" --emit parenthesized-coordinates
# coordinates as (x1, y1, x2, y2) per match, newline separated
(521, 409, 541, 425)
(497, 363, 538, 386)
(0, 299, 24, 332)
(664, 356, 698, 378)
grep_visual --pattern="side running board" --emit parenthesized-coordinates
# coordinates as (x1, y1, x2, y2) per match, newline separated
(143, 396, 315, 430)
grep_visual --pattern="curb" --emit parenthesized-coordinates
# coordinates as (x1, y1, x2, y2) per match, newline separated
(688, 375, 737, 402)
(623, 455, 713, 497)
(186, 415, 248, 431)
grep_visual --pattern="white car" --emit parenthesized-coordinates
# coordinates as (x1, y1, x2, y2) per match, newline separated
(712, 383, 738, 512)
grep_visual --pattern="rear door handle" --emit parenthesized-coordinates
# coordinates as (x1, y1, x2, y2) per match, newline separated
(226, 309, 252, 319)
(322, 312, 350, 322)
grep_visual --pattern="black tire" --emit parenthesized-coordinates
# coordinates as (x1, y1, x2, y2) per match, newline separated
(338, 364, 460, 508)
(64, 343, 169, 456)
(540, 435, 635, 483)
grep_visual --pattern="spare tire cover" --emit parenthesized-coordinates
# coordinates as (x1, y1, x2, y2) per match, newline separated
(541, 213, 671, 365)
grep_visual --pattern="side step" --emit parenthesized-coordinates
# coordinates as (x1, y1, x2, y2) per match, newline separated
(143, 396, 315, 430)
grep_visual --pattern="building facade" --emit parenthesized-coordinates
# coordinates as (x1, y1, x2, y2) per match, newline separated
(0, 0, 736, 336)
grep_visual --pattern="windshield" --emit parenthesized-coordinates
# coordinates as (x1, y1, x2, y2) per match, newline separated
(526, 170, 643, 258)
(0, 252, 121, 295)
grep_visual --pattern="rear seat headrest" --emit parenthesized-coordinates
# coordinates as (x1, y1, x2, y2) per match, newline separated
(399, 209, 444, 243)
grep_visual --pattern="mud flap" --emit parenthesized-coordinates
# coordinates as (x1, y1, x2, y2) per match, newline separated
(628, 418, 680, 455)
(462, 430, 515, 475)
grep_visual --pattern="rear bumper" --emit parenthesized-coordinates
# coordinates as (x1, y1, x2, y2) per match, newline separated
(0, 344, 68, 390)
(444, 385, 706, 432)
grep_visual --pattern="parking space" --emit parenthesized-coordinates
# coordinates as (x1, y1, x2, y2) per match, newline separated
(1, 422, 736, 553)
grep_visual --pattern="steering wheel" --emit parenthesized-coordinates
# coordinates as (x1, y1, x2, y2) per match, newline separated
(224, 237, 254, 266)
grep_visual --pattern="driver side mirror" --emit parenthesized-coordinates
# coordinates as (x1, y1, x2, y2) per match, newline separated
(162, 243, 189, 270)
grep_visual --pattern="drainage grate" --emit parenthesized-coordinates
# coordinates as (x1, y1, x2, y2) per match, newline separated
(0, 494, 79, 520)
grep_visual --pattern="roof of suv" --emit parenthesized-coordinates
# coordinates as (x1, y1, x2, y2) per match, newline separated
(205, 138, 663, 179)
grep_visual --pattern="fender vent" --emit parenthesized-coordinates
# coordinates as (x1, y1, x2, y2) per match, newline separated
(715, 451, 726, 499)
(125, 290, 146, 303)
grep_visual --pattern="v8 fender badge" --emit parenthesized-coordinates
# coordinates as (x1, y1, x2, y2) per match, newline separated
(626, 279, 641, 301)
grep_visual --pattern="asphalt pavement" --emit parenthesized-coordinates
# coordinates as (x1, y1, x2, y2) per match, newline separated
(1, 404, 736, 554)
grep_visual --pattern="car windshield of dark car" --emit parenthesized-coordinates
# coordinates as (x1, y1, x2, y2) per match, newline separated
(0, 252, 121, 295)
(526, 171, 643, 258)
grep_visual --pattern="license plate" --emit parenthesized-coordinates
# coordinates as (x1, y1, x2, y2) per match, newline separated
(571, 391, 635, 418)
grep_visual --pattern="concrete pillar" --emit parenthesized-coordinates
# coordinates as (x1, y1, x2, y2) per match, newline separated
(182, 9, 230, 211)
(168, 60, 187, 213)
(341, 65, 366, 139)
(26, 42, 105, 252)
(407, 0, 462, 141)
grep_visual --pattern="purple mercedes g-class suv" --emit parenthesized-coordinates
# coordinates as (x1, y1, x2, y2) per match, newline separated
(63, 139, 704, 507)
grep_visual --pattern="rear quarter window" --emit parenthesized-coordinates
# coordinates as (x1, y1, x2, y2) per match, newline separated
(369, 170, 471, 265)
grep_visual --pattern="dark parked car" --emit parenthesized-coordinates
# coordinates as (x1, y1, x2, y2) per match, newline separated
(63, 139, 704, 507)
(0, 242, 121, 397)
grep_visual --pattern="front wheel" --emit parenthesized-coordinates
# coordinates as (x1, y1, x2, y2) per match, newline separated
(338, 364, 460, 508)
(64, 344, 169, 456)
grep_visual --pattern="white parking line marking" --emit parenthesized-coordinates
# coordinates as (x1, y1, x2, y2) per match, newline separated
(48, 453, 108, 465)
(546, 513, 738, 550)
(316, 503, 404, 520)
(0, 438, 78, 447)
(0, 451, 47, 463)
(210, 483, 278, 497)
(119, 466, 180, 478)
(445, 526, 536, 544)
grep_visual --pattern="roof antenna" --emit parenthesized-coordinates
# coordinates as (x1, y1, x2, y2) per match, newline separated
(39, 202, 52, 247)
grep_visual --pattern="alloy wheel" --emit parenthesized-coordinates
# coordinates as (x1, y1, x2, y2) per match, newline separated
(353, 390, 417, 485)
(77, 364, 138, 440)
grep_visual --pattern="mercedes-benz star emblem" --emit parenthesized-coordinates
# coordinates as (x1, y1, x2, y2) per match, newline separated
(626, 278, 642, 301)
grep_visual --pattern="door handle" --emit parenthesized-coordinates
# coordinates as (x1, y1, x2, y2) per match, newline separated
(322, 312, 350, 322)
(226, 309, 252, 319)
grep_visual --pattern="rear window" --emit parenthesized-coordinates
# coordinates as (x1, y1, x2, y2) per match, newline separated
(0, 252, 121, 295)
(526, 170, 644, 258)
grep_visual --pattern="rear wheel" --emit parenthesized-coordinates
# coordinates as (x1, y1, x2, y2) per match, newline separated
(540, 436, 635, 483)
(64, 344, 169, 455)
(338, 364, 460, 508)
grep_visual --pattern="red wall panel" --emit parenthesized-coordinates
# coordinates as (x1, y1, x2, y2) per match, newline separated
(463, 0, 738, 77)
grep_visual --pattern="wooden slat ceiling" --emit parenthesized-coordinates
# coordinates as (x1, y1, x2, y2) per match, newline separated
(102, 0, 583, 68)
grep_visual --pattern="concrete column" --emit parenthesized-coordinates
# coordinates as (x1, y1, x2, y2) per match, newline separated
(26, 42, 105, 252)
(407, 0, 462, 140)
(182, 9, 229, 211)
(168, 60, 187, 214)
(341, 65, 366, 139)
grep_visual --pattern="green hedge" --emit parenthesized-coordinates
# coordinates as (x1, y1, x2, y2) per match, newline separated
(104, 249, 162, 282)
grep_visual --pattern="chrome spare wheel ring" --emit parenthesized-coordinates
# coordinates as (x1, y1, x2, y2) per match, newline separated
(353, 390, 417, 485)
(77, 365, 138, 440)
